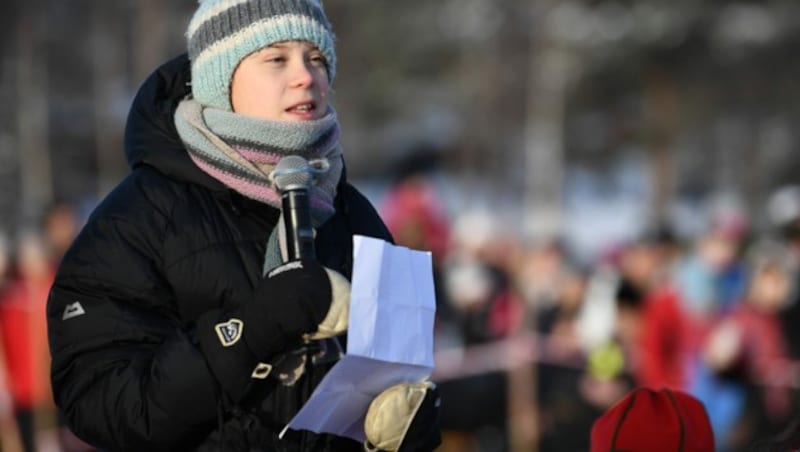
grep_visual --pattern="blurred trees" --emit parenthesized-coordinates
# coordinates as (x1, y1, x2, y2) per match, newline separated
(1, 0, 799, 249)
(0, 0, 194, 234)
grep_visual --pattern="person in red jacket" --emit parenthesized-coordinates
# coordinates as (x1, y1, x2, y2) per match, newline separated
(615, 239, 692, 391)
(0, 233, 55, 452)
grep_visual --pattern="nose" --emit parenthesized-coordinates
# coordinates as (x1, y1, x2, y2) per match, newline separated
(290, 60, 314, 88)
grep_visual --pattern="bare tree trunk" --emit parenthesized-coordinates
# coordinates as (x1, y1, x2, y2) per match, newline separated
(132, 0, 170, 85)
(522, 3, 576, 242)
(17, 1, 52, 222)
(0, 0, 26, 443)
(644, 72, 678, 229)
(513, 2, 581, 450)
(0, 0, 21, 234)
(92, 2, 130, 196)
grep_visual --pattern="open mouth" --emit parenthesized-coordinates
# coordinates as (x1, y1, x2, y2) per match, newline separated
(286, 102, 316, 114)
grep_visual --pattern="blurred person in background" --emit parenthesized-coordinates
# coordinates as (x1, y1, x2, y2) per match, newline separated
(380, 146, 450, 264)
(675, 216, 748, 325)
(773, 206, 800, 360)
(765, 185, 800, 426)
(39, 202, 93, 451)
(0, 235, 23, 452)
(515, 240, 569, 331)
(379, 147, 454, 344)
(701, 255, 795, 449)
(781, 218, 800, 343)
(674, 219, 752, 449)
(571, 245, 636, 417)
(534, 267, 586, 361)
(46, 0, 440, 450)
(41, 201, 82, 268)
(534, 266, 610, 452)
(615, 237, 691, 391)
(442, 210, 521, 346)
(580, 275, 638, 406)
(0, 232, 56, 452)
(433, 211, 522, 451)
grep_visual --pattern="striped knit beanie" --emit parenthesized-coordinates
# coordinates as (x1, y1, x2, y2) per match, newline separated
(186, 0, 336, 111)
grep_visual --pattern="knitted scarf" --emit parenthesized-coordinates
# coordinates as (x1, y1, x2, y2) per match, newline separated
(174, 98, 343, 272)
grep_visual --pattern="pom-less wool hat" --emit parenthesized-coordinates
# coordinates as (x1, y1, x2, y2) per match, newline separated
(591, 387, 714, 452)
(186, 0, 336, 110)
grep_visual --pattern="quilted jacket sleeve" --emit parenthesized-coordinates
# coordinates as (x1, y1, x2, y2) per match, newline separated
(47, 173, 219, 452)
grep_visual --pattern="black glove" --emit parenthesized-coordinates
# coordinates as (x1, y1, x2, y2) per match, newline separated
(241, 259, 334, 357)
(195, 259, 340, 402)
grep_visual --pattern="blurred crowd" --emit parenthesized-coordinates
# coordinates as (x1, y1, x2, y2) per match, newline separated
(380, 167, 800, 451)
(0, 178, 798, 451)
(0, 203, 94, 452)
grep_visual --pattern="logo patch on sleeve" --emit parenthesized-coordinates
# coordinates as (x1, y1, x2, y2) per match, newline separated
(62, 302, 86, 320)
(215, 319, 244, 347)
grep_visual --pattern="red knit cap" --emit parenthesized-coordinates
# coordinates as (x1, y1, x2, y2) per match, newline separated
(590, 387, 714, 452)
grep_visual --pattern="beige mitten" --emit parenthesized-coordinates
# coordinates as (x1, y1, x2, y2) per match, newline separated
(304, 267, 350, 341)
(364, 381, 434, 451)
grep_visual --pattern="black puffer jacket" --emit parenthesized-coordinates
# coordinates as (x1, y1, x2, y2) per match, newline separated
(47, 54, 392, 451)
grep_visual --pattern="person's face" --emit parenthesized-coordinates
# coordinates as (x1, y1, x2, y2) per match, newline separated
(230, 40, 330, 121)
(749, 265, 789, 312)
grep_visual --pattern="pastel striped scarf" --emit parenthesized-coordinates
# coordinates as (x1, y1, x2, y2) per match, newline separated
(174, 98, 342, 225)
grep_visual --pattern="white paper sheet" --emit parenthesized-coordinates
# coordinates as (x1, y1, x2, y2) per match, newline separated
(281, 235, 436, 441)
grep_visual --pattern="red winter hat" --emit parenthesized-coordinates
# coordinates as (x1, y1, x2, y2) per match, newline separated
(590, 387, 714, 452)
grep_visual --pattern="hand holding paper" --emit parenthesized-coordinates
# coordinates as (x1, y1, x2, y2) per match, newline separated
(282, 235, 437, 442)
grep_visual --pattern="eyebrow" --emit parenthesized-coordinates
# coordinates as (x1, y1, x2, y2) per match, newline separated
(267, 42, 318, 51)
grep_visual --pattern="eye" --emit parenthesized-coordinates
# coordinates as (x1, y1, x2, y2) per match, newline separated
(308, 53, 327, 67)
(265, 56, 286, 64)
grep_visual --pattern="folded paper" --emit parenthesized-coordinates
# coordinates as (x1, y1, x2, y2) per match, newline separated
(281, 235, 436, 441)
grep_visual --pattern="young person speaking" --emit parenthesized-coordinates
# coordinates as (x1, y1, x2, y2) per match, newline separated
(47, 1, 440, 450)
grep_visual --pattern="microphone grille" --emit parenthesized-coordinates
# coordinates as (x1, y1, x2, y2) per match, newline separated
(274, 156, 313, 191)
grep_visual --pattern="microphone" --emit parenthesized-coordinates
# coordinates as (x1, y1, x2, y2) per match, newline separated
(273, 155, 316, 261)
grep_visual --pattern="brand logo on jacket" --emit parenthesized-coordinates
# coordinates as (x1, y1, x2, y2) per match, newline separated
(215, 318, 244, 347)
(62, 302, 86, 320)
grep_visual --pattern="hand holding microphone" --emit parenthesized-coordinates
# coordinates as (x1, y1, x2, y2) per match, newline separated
(195, 156, 349, 401)
(270, 155, 350, 341)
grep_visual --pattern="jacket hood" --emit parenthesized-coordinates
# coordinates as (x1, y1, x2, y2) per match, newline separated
(124, 53, 222, 189)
